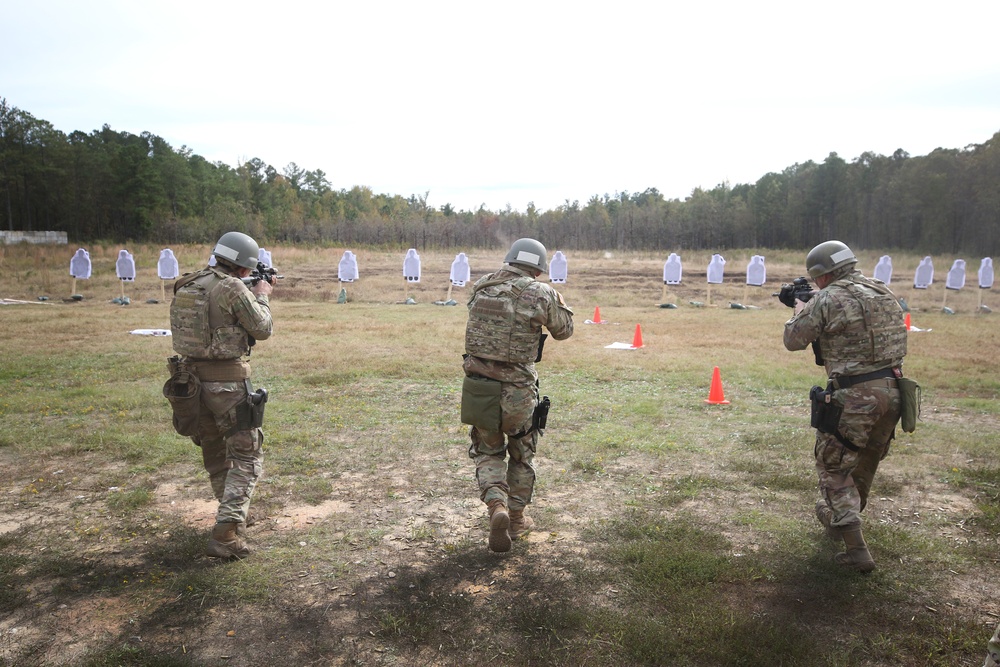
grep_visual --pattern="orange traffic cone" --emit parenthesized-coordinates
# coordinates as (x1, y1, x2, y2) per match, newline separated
(592, 306, 604, 323)
(631, 324, 644, 349)
(904, 312, 912, 331)
(705, 366, 730, 404)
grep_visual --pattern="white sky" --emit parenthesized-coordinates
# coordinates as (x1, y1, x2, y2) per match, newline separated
(3, 0, 999, 212)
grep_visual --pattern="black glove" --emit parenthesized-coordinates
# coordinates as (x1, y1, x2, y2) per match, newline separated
(778, 284, 798, 308)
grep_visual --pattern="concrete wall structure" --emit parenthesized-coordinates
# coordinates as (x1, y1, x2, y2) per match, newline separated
(0, 231, 68, 245)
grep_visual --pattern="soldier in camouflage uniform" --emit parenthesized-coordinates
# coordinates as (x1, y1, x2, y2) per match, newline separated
(463, 238, 574, 553)
(169, 231, 274, 559)
(783, 240, 906, 572)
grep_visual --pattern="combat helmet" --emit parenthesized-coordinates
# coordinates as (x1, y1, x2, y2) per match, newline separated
(212, 231, 259, 270)
(504, 238, 548, 273)
(806, 240, 857, 279)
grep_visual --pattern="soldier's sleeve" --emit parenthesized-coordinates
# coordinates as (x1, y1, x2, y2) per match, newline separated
(783, 294, 823, 351)
(545, 287, 574, 340)
(222, 278, 273, 341)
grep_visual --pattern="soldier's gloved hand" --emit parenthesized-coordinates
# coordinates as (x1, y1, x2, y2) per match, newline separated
(778, 284, 798, 308)
(252, 278, 273, 298)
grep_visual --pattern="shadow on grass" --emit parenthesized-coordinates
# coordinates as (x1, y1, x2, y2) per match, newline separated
(3, 512, 989, 667)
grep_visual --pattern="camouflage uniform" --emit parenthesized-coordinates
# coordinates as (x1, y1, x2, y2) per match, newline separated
(170, 266, 272, 525)
(464, 264, 574, 512)
(984, 624, 1000, 667)
(784, 268, 906, 530)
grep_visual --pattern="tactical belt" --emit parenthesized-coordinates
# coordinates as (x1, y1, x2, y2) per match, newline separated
(184, 358, 250, 382)
(830, 367, 898, 390)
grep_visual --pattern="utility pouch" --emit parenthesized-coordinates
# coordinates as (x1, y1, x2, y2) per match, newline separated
(897, 377, 921, 433)
(163, 356, 202, 436)
(461, 375, 502, 432)
(809, 385, 842, 434)
(532, 395, 551, 434)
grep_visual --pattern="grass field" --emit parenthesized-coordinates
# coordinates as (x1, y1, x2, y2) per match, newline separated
(1, 244, 999, 666)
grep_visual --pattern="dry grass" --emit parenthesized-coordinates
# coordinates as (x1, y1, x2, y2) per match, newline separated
(1, 244, 999, 666)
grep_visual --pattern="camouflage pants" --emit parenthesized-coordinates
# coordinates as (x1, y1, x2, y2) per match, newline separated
(984, 622, 1000, 667)
(192, 380, 263, 525)
(815, 378, 900, 528)
(468, 381, 538, 511)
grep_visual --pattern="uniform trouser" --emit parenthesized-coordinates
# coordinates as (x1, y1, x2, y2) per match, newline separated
(468, 381, 538, 511)
(192, 380, 263, 525)
(815, 379, 901, 528)
(984, 622, 1000, 667)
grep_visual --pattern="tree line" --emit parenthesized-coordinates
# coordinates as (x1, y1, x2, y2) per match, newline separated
(2, 97, 998, 255)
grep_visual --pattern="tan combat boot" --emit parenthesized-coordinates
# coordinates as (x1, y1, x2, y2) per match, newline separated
(834, 526, 875, 573)
(814, 501, 839, 541)
(487, 500, 511, 553)
(508, 508, 534, 540)
(206, 522, 251, 559)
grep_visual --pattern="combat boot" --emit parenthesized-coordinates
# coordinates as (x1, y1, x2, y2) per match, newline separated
(814, 501, 839, 541)
(508, 508, 534, 540)
(206, 522, 251, 559)
(834, 526, 875, 573)
(487, 500, 511, 553)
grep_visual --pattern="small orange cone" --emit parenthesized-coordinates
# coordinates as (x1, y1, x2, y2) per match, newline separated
(592, 306, 604, 323)
(705, 366, 730, 404)
(904, 312, 912, 331)
(631, 324, 644, 349)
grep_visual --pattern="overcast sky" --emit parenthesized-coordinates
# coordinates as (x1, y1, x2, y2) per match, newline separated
(3, 0, 999, 212)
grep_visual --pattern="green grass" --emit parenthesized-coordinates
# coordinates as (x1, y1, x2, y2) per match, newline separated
(0, 247, 998, 666)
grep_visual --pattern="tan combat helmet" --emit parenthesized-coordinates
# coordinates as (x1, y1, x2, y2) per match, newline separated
(504, 238, 548, 273)
(806, 240, 857, 279)
(213, 232, 260, 270)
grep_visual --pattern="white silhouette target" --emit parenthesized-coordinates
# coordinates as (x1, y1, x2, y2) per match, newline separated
(549, 251, 567, 284)
(70, 248, 92, 279)
(946, 259, 966, 290)
(746, 255, 766, 286)
(158, 249, 180, 280)
(979, 258, 994, 289)
(450, 253, 471, 287)
(913, 257, 934, 289)
(873, 255, 893, 284)
(404, 249, 421, 283)
(663, 254, 682, 285)
(338, 251, 359, 282)
(116, 250, 136, 281)
(707, 254, 726, 284)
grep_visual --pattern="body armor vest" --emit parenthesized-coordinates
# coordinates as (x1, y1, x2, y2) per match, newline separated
(465, 275, 541, 363)
(819, 275, 907, 368)
(170, 268, 251, 360)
